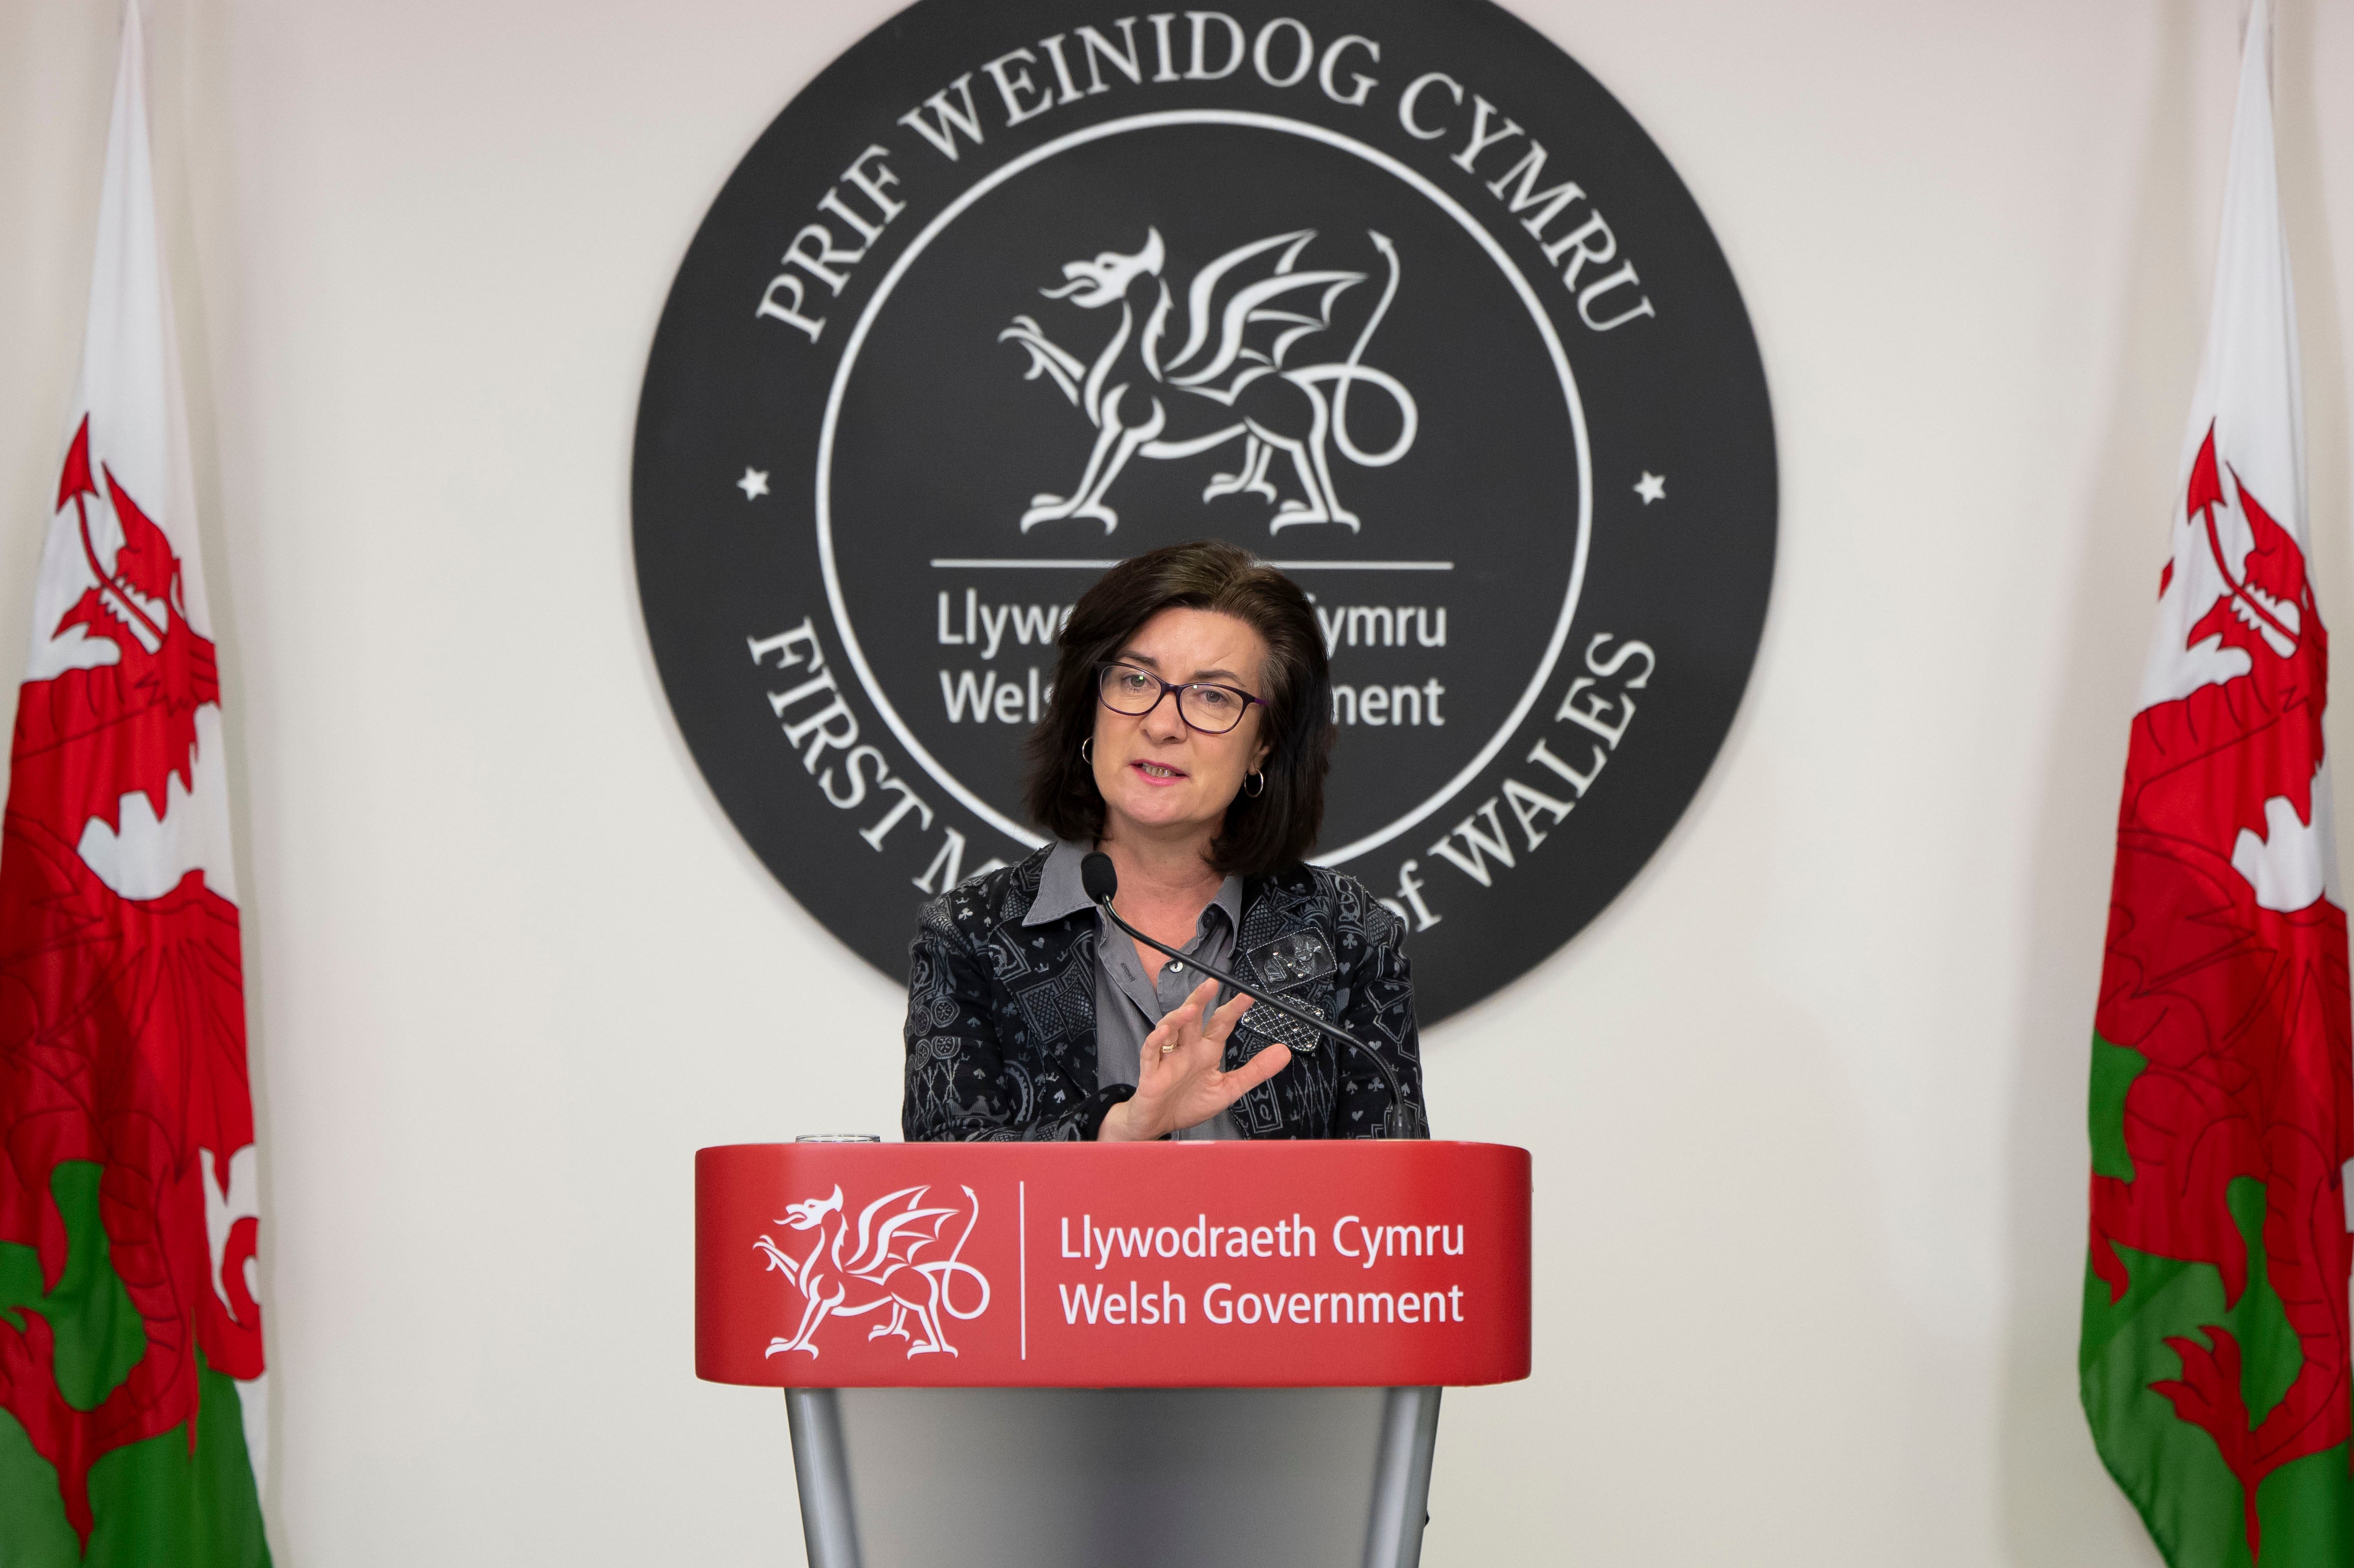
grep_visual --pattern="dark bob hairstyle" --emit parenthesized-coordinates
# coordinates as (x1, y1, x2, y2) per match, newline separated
(1023, 539, 1333, 876)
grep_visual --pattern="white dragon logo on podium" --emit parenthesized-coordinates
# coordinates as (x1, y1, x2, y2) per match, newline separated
(756, 1183, 991, 1360)
(999, 227, 1419, 533)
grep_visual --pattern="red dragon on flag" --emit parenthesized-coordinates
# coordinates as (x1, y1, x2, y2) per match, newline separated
(2086, 424, 2352, 1564)
(0, 417, 262, 1550)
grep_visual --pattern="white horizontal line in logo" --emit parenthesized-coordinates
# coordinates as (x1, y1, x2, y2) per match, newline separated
(929, 558, 1454, 572)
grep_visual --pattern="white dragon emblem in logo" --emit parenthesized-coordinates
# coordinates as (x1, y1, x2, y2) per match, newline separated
(755, 1183, 990, 1360)
(999, 227, 1419, 533)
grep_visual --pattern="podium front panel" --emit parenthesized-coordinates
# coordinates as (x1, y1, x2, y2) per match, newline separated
(697, 1141, 1530, 1389)
(837, 1387, 1385, 1568)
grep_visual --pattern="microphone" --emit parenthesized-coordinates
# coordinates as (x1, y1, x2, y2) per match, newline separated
(1081, 852, 1424, 1139)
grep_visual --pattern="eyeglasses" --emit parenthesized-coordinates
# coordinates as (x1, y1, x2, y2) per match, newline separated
(1096, 662, 1265, 735)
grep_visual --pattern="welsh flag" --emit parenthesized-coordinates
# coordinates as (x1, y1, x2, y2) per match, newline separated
(0, 6, 270, 1563)
(2080, 0, 2354, 1562)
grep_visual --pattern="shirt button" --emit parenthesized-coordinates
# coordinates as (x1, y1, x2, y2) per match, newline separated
(1169, 961, 1185, 973)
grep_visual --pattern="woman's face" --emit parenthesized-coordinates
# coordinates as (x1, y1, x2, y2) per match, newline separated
(1091, 606, 1274, 850)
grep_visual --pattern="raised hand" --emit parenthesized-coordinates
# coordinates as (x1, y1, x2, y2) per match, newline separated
(1097, 978, 1291, 1142)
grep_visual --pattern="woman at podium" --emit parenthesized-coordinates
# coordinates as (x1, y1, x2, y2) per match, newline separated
(902, 539, 1425, 1143)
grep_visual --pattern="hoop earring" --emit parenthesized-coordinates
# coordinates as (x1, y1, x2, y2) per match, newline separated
(1243, 770, 1265, 797)
(1080, 739, 1093, 764)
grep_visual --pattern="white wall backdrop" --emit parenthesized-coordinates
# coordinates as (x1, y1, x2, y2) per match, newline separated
(4, 0, 2353, 1562)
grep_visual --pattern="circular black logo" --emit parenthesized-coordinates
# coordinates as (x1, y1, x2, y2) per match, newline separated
(634, 0, 1775, 1025)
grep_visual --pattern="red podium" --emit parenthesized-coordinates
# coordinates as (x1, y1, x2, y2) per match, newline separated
(698, 1140, 1531, 1568)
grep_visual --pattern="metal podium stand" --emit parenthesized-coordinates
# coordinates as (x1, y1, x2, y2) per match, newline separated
(698, 1142, 1526, 1568)
(785, 1384, 1440, 1568)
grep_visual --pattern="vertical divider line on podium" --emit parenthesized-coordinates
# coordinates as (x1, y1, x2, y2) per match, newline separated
(786, 1387, 863, 1568)
(1019, 1179, 1028, 1360)
(1363, 1387, 1442, 1568)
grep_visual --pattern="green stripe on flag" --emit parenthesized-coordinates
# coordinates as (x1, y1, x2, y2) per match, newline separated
(2088, 1030, 2146, 1183)
(2083, 1176, 2351, 1566)
(0, 1161, 268, 1568)
(0, 1163, 148, 1408)
(0, 1359, 270, 1568)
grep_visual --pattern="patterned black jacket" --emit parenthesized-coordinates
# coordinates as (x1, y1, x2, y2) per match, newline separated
(902, 846, 1424, 1141)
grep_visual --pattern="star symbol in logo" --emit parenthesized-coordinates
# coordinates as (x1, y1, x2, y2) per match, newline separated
(1633, 472, 1666, 505)
(737, 467, 770, 501)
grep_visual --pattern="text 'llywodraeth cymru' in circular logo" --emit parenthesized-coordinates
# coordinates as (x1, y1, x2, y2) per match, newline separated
(634, 0, 1776, 1022)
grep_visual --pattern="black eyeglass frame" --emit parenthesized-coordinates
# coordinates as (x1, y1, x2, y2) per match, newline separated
(1093, 661, 1267, 736)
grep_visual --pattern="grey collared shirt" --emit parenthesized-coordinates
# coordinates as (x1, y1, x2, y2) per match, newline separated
(1026, 840, 1245, 1141)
